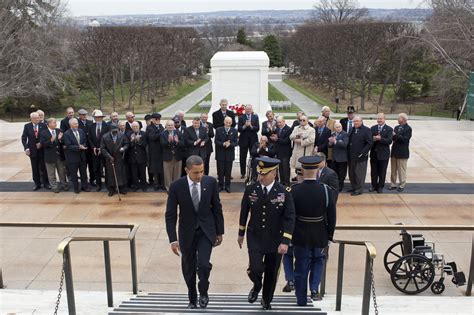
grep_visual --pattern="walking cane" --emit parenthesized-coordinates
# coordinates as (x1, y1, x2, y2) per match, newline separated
(111, 161, 122, 201)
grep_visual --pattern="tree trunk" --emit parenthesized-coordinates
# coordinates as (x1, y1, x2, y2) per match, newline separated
(120, 68, 125, 102)
(378, 74, 390, 105)
(112, 67, 117, 110)
(359, 71, 366, 111)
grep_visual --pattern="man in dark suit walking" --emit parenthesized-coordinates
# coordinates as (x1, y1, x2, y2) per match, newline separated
(212, 99, 236, 129)
(40, 118, 67, 193)
(200, 113, 214, 175)
(166, 155, 224, 309)
(390, 113, 412, 192)
(184, 117, 209, 161)
(63, 118, 90, 194)
(21, 112, 49, 190)
(214, 117, 238, 192)
(270, 116, 292, 186)
(347, 116, 373, 196)
(370, 113, 393, 193)
(238, 104, 260, 178)
(88, 110, 109, 191)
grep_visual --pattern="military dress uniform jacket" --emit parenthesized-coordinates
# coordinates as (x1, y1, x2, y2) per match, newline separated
(239, 182, 295, 254)
(290, 180, 336, 248)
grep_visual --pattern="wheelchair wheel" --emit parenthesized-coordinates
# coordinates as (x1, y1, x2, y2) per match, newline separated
(384, 241, 404, 274)
(390, 254, 435, 295)
(430, 281, 445, 295)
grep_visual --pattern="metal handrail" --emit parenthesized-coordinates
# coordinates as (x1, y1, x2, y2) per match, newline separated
(0, 222, 139, 315)
(319, 224, 474, 315)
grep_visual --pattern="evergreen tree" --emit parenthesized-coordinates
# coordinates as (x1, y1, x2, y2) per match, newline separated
(262, 35, 283, 67)
(236, 27, 252, 47)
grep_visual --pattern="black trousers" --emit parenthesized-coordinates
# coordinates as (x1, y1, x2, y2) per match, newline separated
(348, 159, 368, 193)
(91, 153, 104, 187)
(216, 160, 233, 188)
(181, 228, 213, 303)
(370, 158, 389, 189)
(278, 157, 291, 186)
(130, 163, 147, 188)
(30, 155, 49, 187)
(332, 161, 348, 191)
(86, 150, 95, 184)
(68, 161, 88, 190)
(204, 153, 211, 176)
(247, 251, 282, 303)
(239, 145, 251, 176)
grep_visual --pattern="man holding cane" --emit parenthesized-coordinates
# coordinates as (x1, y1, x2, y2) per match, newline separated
(101, 124, 129, 197)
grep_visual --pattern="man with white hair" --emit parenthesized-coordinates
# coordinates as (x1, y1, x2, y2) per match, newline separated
(21, 112, 49, 190)
(369, 113, 393, 193)
(36, 110, 46, 126)
(108, 112, 120, 128)
(160, 119, 185, 190)
(238, 104, 260, 178)
(63, 118, 90, 193)
(212, 99, 236, 129)
(127, 121, 148, 191)
(389, 113, 412, 192)
(125, 111, 143, 132)
(60, 107, 75, 132)
(175, 110, 187, 128)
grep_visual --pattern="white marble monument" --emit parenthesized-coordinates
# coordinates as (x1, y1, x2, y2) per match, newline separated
(209, 51, 271, 121)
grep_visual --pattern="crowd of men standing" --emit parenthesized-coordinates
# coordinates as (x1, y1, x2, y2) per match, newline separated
(22, 100, 412, 196)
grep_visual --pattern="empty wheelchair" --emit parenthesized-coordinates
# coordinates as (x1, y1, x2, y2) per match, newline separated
(384, 230, 466, 295)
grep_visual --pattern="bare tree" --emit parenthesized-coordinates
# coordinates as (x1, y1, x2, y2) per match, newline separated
(312, 0, 369, 24)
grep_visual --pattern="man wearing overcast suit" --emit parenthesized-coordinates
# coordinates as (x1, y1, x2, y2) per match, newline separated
(166, 155, 225, 310)
(369, 113, 393, 193)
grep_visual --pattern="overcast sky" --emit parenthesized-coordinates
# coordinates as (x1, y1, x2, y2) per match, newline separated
(65, 0, 427, 16)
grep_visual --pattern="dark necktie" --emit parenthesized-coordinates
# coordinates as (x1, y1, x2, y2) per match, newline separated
(191, 183, 199, 212)
(348, 120, 352, 133)
(96, 124, 101, 138)
(378, 126, 382, 133)
(263, 186, 268, 198)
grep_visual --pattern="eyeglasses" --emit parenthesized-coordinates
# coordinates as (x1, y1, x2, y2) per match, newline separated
(299, 119, 307, 122)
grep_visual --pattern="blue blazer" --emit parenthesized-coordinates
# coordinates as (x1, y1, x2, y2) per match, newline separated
(63, 128, 87, 164)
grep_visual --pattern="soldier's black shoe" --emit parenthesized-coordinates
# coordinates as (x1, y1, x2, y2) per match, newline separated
(261, 299, 271, 310)
(248, 287, 260, 303)
(199, 294, 209, 308)
(187, 302, 197, 309)
(282, 280, 295, 292)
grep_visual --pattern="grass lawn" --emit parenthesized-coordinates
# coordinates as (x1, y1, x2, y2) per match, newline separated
(268, 83, 289, 101)
(283, 78, 333, 109)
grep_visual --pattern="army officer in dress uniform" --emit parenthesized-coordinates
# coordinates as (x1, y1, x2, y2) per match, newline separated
(291, 156, 336, 306)
(238, 157, 295, 310)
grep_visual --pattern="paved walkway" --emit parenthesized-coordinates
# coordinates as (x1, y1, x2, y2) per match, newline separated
(159, 82, 211, 118)
(270, 81, 322, 116)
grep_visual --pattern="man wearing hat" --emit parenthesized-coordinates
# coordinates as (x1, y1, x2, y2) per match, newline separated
(340, 105, 355, 134)
(238, 157, 295, 310)
(291, 156, 336, 305)
(88, 110, 109, 190)
(146, 113, 165, 191)
(77, 109, 95, 186)
(101, 124, 129, 196)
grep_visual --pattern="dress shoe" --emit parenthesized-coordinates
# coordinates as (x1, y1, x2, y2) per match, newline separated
(219, 187, 224, 192)
(187, 302, 197, 309)
(282, 280, 295, 292)
(368, 187, 376, 192)
(347, 188, 355, 193)
(261, 299, 271, 310)
(351, 191, 362, 196)
(225, 187, 231, 193)
(241, 175, 246, 179)
(52, 188, 60, 193)
(82, 187, 90, 192)
(377, 188, 383, 193)
(119, 190, 127, 195)
(33, 185, 41, 191)
(44, 184, 52, 190)
(74, 189, 80, 194)
(248, 286, 260, 303)
(397, 187, 405, 192)
(154, 186, 159, 191)
(199, 294, 209, 308)
(96, 186, 102, 192)
(89, 182, 97, 187)
(142, 187, 147, 192)
(108, 191, 114, 197)
(311, 290, 322, 301)
(388, 186, 397, 190)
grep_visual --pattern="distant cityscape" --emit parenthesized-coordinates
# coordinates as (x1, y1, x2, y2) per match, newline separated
(72, 8, 432, 30)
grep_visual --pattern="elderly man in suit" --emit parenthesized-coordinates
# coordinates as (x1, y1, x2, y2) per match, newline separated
(390, 113, 412, 192)
(101, 124, 129, 196)
(63, 118, 90, 194)
(127, 121, 148, 192)
(321, 106, 336, 167)
(165, 155, 224, 309)
(146, 113, 165, 191)
(238, 104, 260, 179)
(347, 116, 373, 196)
(215, 116, 238, 192)
(370, 113, 393, 193)
(60, 107, 75, 132)
(328, 122, 349, 192)
(77, 109, 95, 186)
(125, 111, 143, 132)
(161, 119, 185, 191)
(290, 115, 315, 177)
(40, 118, 67, 193)
(108, 112, 120, 128)
(340, 105, 355, 133)
(270, 116, 292, 186)
(200, 113, 214, 175)
(22, 112, 50, 190)
(315, 152, 339, 203)
(88, 110, 109, 191)
(212, 98, 236, 129)
(313, 116, 331, 158)
(184, 117, 209, 162)
(261, 110, 276, 139)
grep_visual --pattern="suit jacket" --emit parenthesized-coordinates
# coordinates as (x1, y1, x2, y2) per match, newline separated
(146, 123, 164, 173)
(165, 176, 225, 249)
(201, 122, 214, 154)
(261, 120, 277, 138)
(214, 127, 238, 161)
(63, 128, 88, 164)
(125, 120, 143, 132)
(40, 128, 65, 163)
(348, 125, 373, 161)
(391, 124, 412, 159)
(78, 119, 93, 135)
(318, 166, 339, 192)
(238, 114, 260, 147)
(250, 142, 276, 160)
(21, 122, 46, 158)
(127, 131, 148, 164)
(329, 131, 349, 163)
(340, 117, 354, 133)
(272, 125, 292, 159)
(160, 130, 185, 161)
(184, 126, 209, 159)
(314, 126, 332, 157)
(370, 124, 393, 160)
(88, 122, 110, 149)
(212, 109, 236, 129)
(60, 116, 73, 132)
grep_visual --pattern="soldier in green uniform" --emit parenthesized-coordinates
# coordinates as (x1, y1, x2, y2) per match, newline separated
(238, 157, 295, 310)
